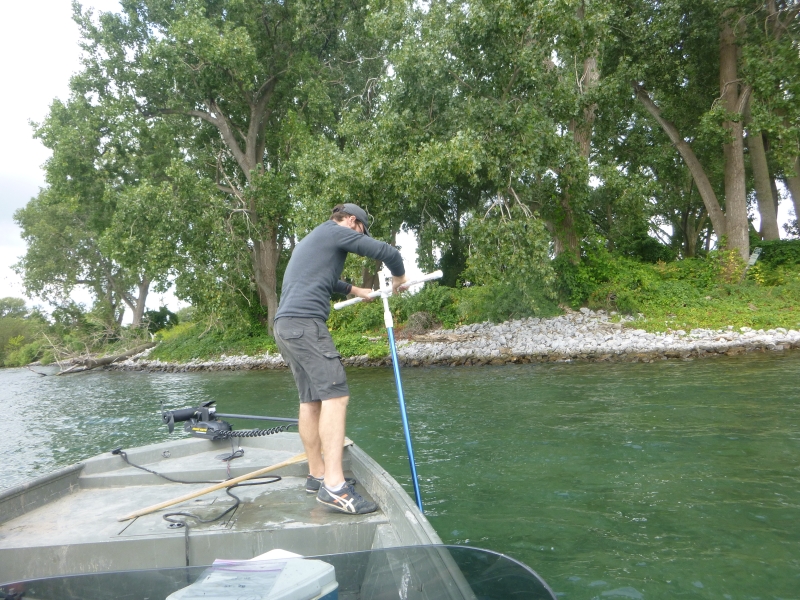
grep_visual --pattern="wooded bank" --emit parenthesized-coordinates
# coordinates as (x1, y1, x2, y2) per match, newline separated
(4, 0, 799, 366)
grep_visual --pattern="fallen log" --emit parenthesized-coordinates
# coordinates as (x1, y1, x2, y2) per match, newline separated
(56, 342, 157, 375)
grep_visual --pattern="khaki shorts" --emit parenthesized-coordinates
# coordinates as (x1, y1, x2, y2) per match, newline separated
(274, 317, 349, 402)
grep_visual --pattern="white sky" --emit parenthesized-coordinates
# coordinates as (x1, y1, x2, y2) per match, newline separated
(0, 0, 123, 311)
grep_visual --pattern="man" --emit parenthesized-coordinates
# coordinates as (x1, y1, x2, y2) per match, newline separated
(273, 203, 407, 514)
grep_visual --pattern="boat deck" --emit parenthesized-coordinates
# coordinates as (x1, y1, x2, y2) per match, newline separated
(0, 433, 439, 583)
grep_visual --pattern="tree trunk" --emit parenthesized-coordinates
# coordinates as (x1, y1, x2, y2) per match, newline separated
(719, 18, 749, 260)
(252, 228, 280, 336)
(56, 342, 157, 375)
(685, 224, 697, 257)
(785, 157, 800, 224)
(130, 277, 151, 327)
(680, 204, 706, 259)
(746, 127, 780, 240)
(634, 85, 728, 240)
(198, 93, 285, 334)
(553, 192, 581, 262)
(770, 175, 780, 220)
(552, 2, 599, 264)
(361, 259, 381, 290)
(605, 202, 615, 252)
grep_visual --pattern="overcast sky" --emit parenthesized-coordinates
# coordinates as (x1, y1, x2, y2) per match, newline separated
(0, 0, 122, 308)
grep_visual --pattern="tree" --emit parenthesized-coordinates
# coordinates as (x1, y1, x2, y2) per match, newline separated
(464, 203, 557, 314)
(321, 0, 612, 285)
(75, 0, 382, 331)
(0, 298, 28, 319)
(16, 88, 181, 326)
(610, 0, 800, 259)
(740, 0, 800, 236)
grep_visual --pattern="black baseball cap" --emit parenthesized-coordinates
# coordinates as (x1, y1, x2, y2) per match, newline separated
(342, 203, 371, 236)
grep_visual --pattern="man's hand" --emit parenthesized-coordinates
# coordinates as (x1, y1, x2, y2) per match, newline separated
(350, 286, 375, 302)
(392, 274, 408, 294)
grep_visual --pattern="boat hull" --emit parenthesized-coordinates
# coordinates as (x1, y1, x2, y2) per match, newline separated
(0, 433, 440, 584)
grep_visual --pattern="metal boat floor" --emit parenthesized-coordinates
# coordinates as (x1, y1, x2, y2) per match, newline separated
(0, 434, 408, 582)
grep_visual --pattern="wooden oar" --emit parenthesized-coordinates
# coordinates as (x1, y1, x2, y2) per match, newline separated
(117, 451, 309, 521)
(117, 438, 355, 522)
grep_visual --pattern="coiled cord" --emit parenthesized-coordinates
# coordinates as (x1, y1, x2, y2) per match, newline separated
(215, 424, 294, 438)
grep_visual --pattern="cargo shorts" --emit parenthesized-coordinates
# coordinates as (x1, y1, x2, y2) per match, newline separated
(274, 317, 349, 402)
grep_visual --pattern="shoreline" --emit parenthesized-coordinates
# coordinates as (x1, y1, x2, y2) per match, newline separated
(110, 309, 800, 372)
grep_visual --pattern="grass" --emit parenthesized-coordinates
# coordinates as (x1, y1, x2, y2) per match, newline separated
(624, 280, 800, 333)
(148, 322, 279, 362)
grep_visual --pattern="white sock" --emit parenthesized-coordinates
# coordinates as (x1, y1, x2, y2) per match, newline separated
(325, 481, 346, 493)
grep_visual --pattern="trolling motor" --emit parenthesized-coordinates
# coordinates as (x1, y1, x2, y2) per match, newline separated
(162, 401, 231, 440)
(161, 401, 298, 441)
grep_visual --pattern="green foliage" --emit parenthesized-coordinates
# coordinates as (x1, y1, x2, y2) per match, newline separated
(0, 320, 28, 365)
(175, 306, 195, 323)
(551, 244, 799, 333)
(15, 0, 800, 355)
(149, 321, 278, 362)
(457, 284, 561, 324)
(330, 332, 389, 361)
(327, 298, 386, 334)
(0, 298, 28, 319)
(464, 205, 557, 314)
(634, 279, 800, 333)
(745, 240, 800, 287)
(395, 284, 462, 329)
(557, 244, 750, 313)
(0, 298, 48, 367)
(144, 306, 179, 333)
(554, 243, 624, 308)
(3, 340, 46, 368)
(756, 240, 800, 268)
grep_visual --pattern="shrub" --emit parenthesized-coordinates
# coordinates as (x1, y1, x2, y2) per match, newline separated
(4, 340, 45, 367)
(395, 284, 462, 328)
(331, 331, 388, 359)
(144, 306, 179, 333)
(0, 317, 41, 366)
(457, 282, 560, 323)
(756, 239, 800, 268)
(150, 320, 278, 362)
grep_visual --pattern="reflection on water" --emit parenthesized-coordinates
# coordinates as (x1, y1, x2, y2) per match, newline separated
(2, 352, 799, 598)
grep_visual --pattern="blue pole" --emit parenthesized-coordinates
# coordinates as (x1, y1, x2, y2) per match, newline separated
(333, 270, 442, 514)
(386, 325, 424, 512)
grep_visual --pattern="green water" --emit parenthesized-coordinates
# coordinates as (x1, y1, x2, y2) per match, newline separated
(2, 353, 799, 598)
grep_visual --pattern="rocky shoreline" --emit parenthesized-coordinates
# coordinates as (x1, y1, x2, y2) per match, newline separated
(110, 309, 800, 372)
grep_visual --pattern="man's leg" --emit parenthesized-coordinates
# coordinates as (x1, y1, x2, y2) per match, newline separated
(319, 395, 349, 489)
(299, 401, 324, 479)
(315, 394, 377, 514)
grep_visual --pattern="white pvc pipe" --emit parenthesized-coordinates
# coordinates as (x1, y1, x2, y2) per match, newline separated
(333, 270, 443, 310)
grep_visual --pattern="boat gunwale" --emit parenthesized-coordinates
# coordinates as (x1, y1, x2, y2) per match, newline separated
(0, 462, 84, 526)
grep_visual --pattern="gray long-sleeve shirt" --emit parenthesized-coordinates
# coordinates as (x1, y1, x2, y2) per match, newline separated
(274, 220, 405, 322)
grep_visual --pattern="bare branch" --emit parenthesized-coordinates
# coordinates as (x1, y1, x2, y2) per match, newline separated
(507, 186, 533, 217)
(216, 184, 240, 196)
